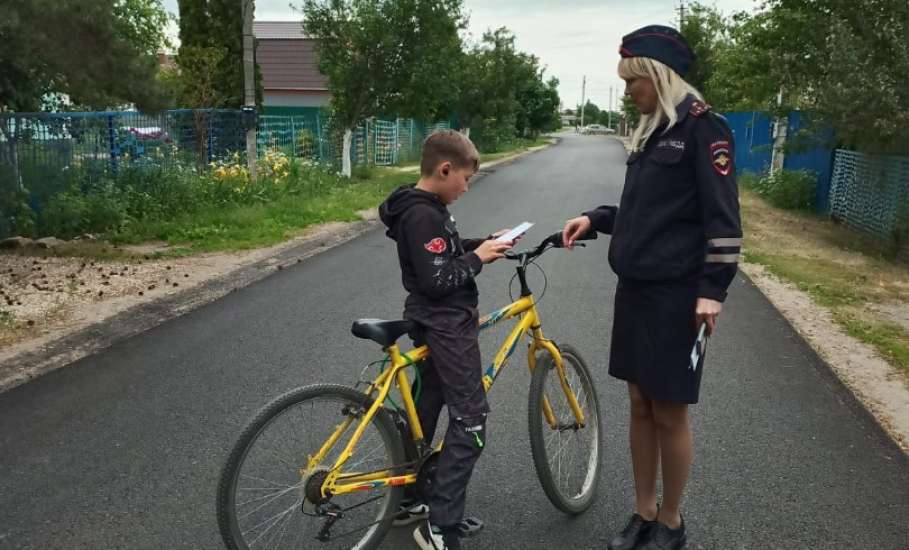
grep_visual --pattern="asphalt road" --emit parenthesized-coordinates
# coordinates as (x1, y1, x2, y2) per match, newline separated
(1, 133, 907, 549)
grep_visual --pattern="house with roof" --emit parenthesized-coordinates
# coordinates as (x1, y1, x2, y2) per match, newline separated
(253, 21, 330, 115)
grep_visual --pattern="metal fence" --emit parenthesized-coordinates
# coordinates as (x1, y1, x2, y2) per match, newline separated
(0, 109, 449, 230)
(829, 149, 909, 248)
(256, 114, 449, 167)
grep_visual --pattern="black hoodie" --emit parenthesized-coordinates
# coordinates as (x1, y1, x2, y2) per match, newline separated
(379, 185, 485, 309)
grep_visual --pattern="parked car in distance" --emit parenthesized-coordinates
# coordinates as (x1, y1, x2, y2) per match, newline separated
(582, 124, 615, 135)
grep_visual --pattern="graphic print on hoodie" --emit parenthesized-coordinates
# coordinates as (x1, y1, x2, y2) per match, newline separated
(379, 185, 486, 308)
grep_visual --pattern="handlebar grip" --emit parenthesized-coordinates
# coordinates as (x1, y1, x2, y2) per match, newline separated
(549, 230, 598, 248)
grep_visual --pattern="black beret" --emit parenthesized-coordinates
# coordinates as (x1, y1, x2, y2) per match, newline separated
(619, 25, 695, 77)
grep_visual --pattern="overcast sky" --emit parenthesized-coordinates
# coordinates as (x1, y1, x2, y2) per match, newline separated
(161, 0, 759, 111)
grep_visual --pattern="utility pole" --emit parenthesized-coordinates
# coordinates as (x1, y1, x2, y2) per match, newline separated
(242, 0, 257, 183)
(608, 86, 613, 129)
(580, 75, 586, 129)
(677, 0, 686, 28)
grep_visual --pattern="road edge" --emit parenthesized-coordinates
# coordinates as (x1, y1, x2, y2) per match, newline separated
(0, 140, 557, 394)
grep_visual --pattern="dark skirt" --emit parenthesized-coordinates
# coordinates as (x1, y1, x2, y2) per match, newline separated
(608, 277, 705, 404)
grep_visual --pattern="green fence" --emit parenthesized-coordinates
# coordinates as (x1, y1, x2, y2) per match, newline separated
(0, 109, 449, 238)
(256, 114, 448, 167)
(829, 149, 909, 251)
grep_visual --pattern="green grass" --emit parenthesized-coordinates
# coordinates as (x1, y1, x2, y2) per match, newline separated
(741, 190, 909, 381)
(743, 252, 867, 308)
(837, 312, 909, 376)
(0, 309, 14, 327)
(107, 167, 415, 254)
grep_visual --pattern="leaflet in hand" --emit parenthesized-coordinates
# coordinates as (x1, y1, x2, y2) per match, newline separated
(689, 323, 708, 372)
(495, 222, 534, 243)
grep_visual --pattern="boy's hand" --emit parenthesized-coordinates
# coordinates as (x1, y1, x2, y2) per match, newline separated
(562, 216, 592, 250)
(475, 239, 513, 264)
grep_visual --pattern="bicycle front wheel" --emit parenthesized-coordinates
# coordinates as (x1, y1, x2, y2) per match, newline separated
(217, 384, 406, 550)
(528, 344, 602, 514)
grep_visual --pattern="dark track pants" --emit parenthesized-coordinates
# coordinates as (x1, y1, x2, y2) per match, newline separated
(405, 304, 489, 530)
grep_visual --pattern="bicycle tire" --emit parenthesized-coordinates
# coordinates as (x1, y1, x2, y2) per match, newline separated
(527, 344, 602, 514)
(217, 384, 406, 550)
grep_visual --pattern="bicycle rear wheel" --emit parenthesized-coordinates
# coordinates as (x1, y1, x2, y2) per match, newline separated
(528, 344, 602, 514)
(217, 384, 406, 550)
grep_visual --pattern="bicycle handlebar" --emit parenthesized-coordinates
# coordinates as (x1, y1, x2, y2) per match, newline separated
(504, 230, 597, 262)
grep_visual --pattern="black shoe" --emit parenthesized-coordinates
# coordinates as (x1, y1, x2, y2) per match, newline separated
(393, 501, 430, 526)
(639, 515, 687, 550)
(607, 513, 657, 550)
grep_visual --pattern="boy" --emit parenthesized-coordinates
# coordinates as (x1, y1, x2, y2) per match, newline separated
(379, 130, 513, 550)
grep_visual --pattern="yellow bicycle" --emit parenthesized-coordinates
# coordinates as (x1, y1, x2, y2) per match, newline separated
(217, 232, 603, 550)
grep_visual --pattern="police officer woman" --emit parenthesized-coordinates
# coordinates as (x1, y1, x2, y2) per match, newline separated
(562, 26, 742, 550)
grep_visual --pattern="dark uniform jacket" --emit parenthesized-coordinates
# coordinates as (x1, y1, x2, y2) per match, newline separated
(379, 185, 486, 309)
(584, 94, 742, 302)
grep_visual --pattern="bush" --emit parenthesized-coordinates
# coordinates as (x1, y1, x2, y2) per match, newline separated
(747, 169, 816, 211)
(39, 182, 131, 238)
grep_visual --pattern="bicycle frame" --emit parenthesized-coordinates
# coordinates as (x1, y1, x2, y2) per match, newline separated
(310, 292, 588, 500)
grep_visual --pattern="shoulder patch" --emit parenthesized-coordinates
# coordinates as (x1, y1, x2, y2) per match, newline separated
(690, 100, 712, 117)
(424, 237, 448, 254)
(710, 140, 733, 176)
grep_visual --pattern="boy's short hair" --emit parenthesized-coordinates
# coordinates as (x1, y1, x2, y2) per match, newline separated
(420, 130, 479, 177)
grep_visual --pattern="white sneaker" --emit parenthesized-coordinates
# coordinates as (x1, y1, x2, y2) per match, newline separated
(413, 521, 460, 550)
(393, 501, 430, 526)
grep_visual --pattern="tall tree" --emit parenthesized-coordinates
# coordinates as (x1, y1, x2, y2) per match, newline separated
(176, 0, 262, 108)
(454, 28, 559, 149)
(301, 0, 466, 176)
(680, 2, 729, 102)
(621, 95, 640, 131)
(0, 0, 171, 113)
(578, 100, 601, 126)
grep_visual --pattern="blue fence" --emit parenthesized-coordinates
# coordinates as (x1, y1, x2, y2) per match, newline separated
(0, 109, 449, 237)
(829, 150, 909, 247)
(722, 110, 835, 214)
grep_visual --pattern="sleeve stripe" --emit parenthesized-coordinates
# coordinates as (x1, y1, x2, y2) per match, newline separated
(707, 237, 742, 247)
(705, 253, 740, 263)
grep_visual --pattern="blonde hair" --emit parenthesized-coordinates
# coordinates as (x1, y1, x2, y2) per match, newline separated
(618, 57, 703, 152)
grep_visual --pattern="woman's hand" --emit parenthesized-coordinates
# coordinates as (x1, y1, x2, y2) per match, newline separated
(562, 216, 592, 249)
(695, 298, 723, 336)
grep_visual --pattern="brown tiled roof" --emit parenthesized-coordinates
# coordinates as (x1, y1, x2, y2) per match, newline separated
(253, 21, 309, 40)
(254, 22, 328, 91)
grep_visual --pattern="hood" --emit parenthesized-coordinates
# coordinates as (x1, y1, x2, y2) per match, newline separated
(379, 185, 446, 240)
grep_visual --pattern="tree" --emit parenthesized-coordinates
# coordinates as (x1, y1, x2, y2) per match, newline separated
(577, 100, 600, 126)
(0, 0, 171, 113)
(301, 0, 466, 176)
(456, 28, 525, 149)
(759, 0, 909, 152)
(516, 72, 561, 138)
(621, 95, 640, 132)
(687, 0, 909, 152)
(680, 2, 729, 102)
(176, 0, 263, 108)
(705, 10, 780, 111)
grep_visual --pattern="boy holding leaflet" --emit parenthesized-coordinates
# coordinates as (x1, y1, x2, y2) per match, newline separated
(379, 130, 514, 550)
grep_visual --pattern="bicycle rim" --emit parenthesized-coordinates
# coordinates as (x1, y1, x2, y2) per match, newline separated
(528, 345, 601, 513)
(218, 385, 405, 550)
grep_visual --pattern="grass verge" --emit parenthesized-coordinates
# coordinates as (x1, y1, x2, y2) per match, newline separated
(741, 190, 909, 380)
